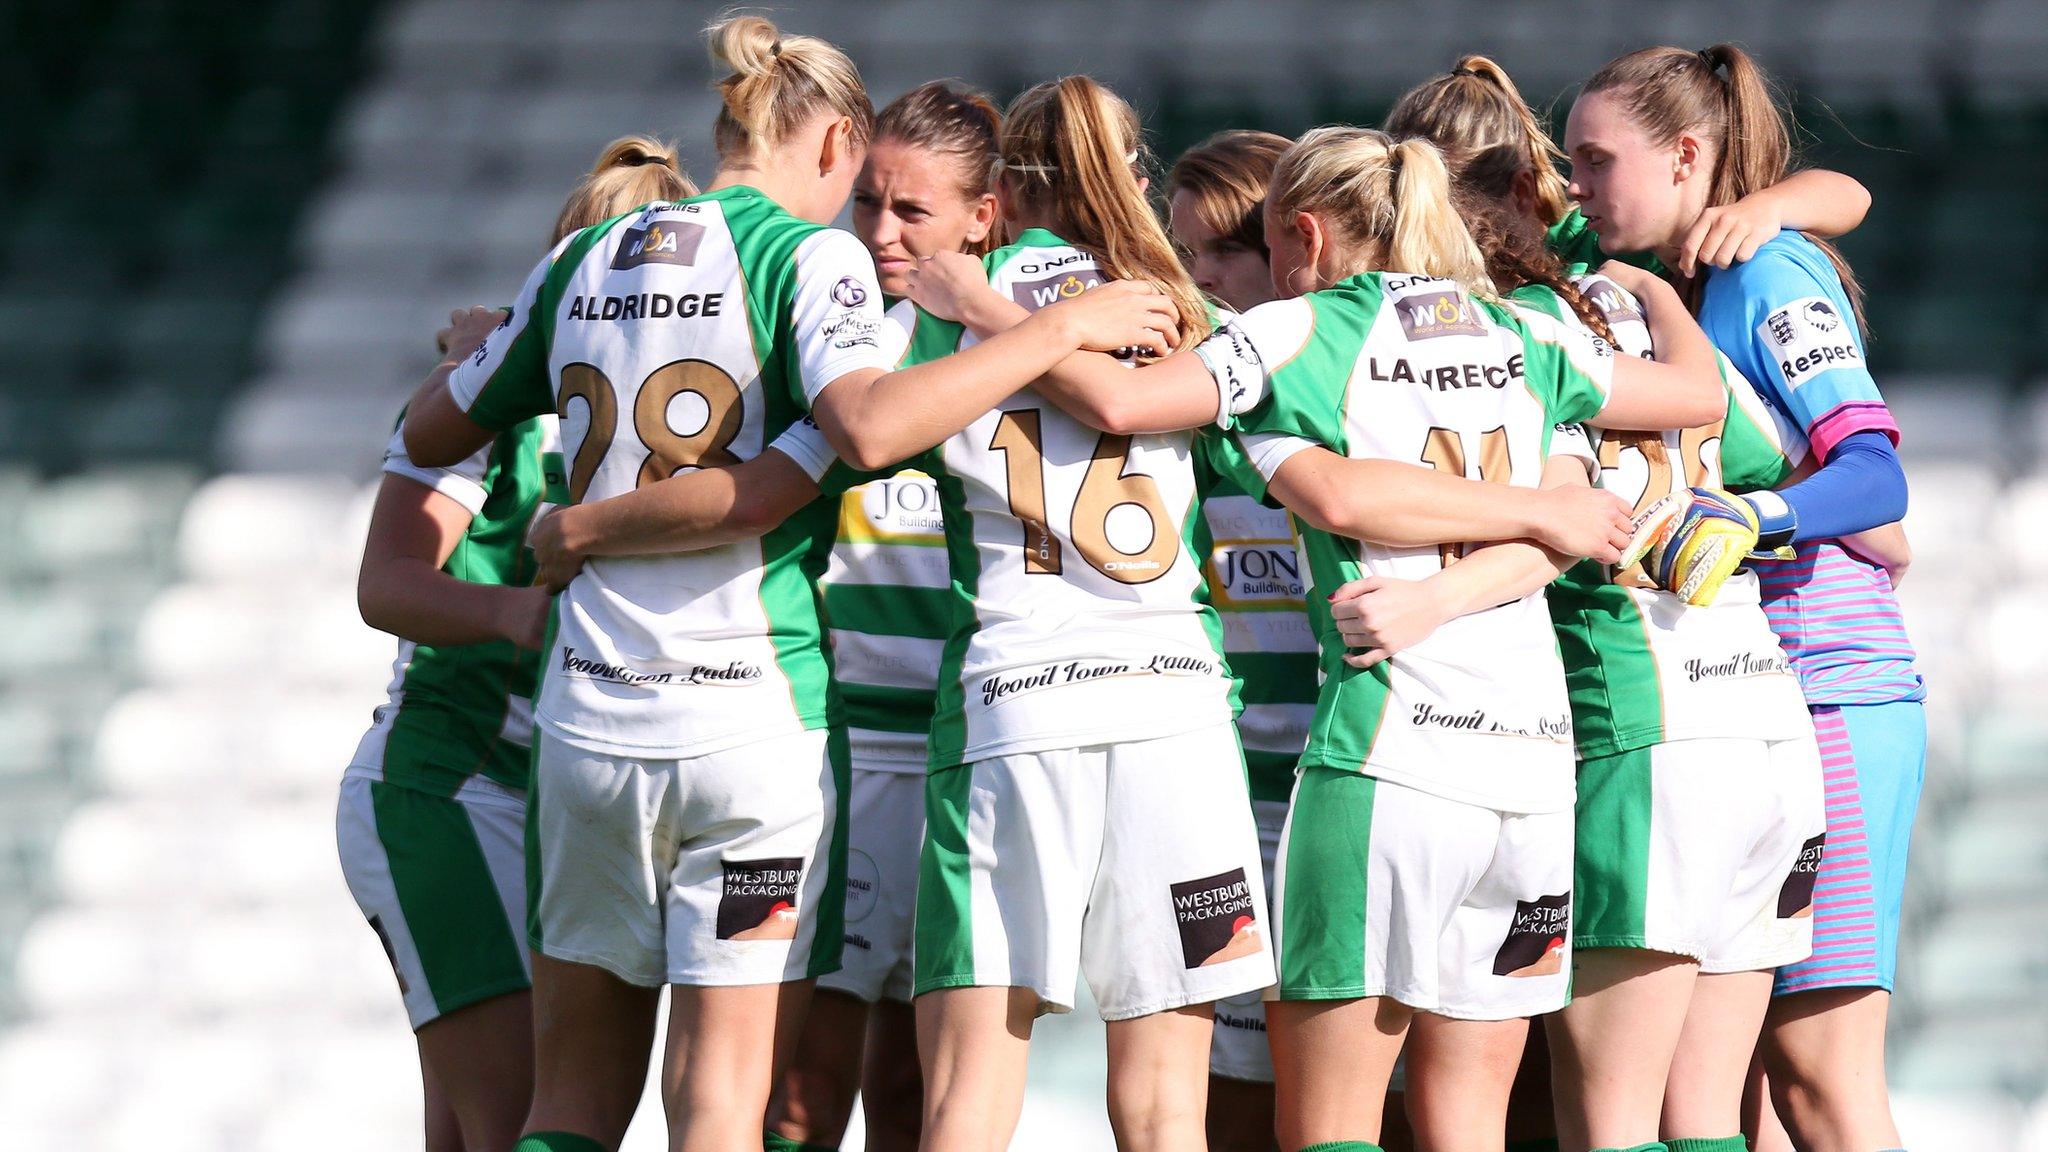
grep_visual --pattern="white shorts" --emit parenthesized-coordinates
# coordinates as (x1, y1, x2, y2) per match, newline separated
(1274, 769, 1573, 1021)
(817, 762, 924, 1004)
(914, 723, 1275, 1021)
(528, 728, 845, 987)
(335, 768, 530, 1029)
(1211, 797, 1286, 1082)
(1575, 732, 1827, 972)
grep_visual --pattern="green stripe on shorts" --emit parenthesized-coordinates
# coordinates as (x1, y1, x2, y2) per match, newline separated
(1573, 744, 1653, 949)
(1279, 766, 1376, 998)
(370, 780, 528, 1017)
(809, 725, 853, 979)
(913, 761, 978, 993)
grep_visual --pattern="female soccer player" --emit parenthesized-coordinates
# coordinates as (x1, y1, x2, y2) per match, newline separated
(1164, 127, 1310, 1152)
(1385, 58, 1845, 1152)
(911, 124, 1732, 1152)
(398, 19, 1175, 1152)
(338, 137, 693, 1152)
(766, 80, 1002, 1152)
(1566, 45, 1924, 1152)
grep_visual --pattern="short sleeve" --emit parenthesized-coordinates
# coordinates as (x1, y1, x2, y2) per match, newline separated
(1194, 297, 1318, 431)
(381, 416, 492, 515)
(789, 229, 894, 406)
(1516, 306, 1616, 425)
(879, 297, 917, 366)
(1194, 425, 1270, 500)
(763, 413, 838, 484)
(448, 239, 569, 431)
(1546, 423, 1599, 484)
(1700, 240, 1894, 461)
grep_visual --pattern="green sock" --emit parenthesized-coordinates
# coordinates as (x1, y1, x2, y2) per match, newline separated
(1507, 1142, 1563, 1152)
(513, 1135, 608, 1152)
(1298, 1143, 1384, 1152)
(1665, 1139, 1746, 1152)
(1590, 1144, 1668, 1152)
(763, 1134, 839, 1152)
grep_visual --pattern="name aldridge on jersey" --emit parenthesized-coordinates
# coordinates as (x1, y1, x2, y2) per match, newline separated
(978, 654, 1220, 707)
(559, 646, 764, 686)
(566, 292, 724, 321)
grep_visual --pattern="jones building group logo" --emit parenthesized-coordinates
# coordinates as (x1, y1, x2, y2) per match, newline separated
(1777, 833, 1826, 919)
(1170, 867, 1263, 968)
(716, 857, 804, 940)
(1492, 892, 1570, 977)
(1395, 287, 1488, 340)
(610, 220, 706, 270)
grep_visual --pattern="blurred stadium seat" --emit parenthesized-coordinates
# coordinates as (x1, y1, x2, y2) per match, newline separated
(0, 0, 2042, 1147)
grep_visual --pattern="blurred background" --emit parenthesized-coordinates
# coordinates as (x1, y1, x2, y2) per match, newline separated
(1, 0, 2043, 1147)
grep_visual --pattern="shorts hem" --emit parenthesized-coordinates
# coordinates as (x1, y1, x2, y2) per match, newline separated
(1423, 999, 1568, 1022)
(1773, 972, 1894, 997)
(912, 975, 1074, 1014)
(816, 973, 913, 1005)
(535, 943, 666, 988)
(667, 967, 823, 988)
(411, 975, 534, 1031)
(1097, 981, 1272, 1023)
(1701, 947, 1811, 975)
(1575, 934, 1709, 961)
(1276, 983, 1563, 1020)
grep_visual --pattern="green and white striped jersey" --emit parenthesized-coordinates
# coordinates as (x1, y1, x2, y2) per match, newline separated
(1202, 273, 1614, 815)
(821, 466, 950, 770)
(1198, 468, 1316, 802)
(445, 186, 890, 758)
(351, 413, 563, 795)
(1514, 273, 1814, 757)
(895, 229, 1245, 770)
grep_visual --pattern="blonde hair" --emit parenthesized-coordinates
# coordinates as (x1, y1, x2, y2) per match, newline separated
(1582, 43, 1865, 328)
(1384, 56, 1572, 226)
(999, 75, 1209, 348)
(704, 13, 874, 163)
(1167, 129, 1291, 258)
(551, 136, 698, 243)
(1268, 127, 1494, 294)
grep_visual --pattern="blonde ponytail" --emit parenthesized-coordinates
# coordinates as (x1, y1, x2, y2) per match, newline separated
(1385, 54, 1572, 226)
(551, 136, 698, 243)
(999, 76, 1209, 348)
(704, 13, 874, 163)
(1269, 127, 1493, 294)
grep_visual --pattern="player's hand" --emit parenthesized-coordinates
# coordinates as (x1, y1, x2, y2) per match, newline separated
(1620, 487, 1779, 606)
(1677, 198, 1780, 277)
(498, 584, 552, 650)
(528, 507, 588, 591)
(1044, 279, 1180, 358)
(1327, 575, 1454, 670)
(436, 306, 508, 362)
(1529, 485, 1636, 565)
(903, 250, 995, 324)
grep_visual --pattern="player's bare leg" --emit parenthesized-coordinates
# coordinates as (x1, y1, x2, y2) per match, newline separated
(417, 989, 535, 1152)
(1742, 1059, 1797, 1152)
(1104, 1002, 1215, 1152)
(916, 986, 1035, 1152)
(1504, 1019, 1556, 1152)
(523, 954, 661, 1149)
(1661, 970, 1771, 1143)
(1382, 1090, 1415, 1152)
(1758, 988, 1902, 1152)
(860, 998, 925, 1152)
(1547, 950, 1697, 1151)
(1207, 1072, 1277, 1152)
(1404, 1013, 1528, 1152)
(665, 980, 815, 1152)
(420, 1047, 464, 1152)
(768, 989, 871, 1148)
(1269, 996, 1410, 1150)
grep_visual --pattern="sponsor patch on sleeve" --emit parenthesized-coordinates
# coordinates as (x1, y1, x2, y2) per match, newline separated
(1758, 296, 1863, 390)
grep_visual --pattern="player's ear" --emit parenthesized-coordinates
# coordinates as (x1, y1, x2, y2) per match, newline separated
(1673, 132, 1704, 183)
(1511, 168, 1540, 219)
(819, 115, 857, 177)
(966, 193, 998, 245)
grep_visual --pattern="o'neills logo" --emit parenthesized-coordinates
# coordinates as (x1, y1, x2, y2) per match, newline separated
(1777, 833, 1825, 919)
(716, 857, 804, 940)
(978, 654, 1218, 707)
(1493, 893, 1570, 977)
(1170, 867, 1263, 968)
(1011, 270, 1102, 311)
(559, 646, 763, 686)
(611, 220, 706, 269)
(1685, 651, 1790, 683)
(1395, 287, 1488, 340)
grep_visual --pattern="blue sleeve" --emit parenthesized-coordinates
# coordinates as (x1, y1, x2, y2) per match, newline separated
(1774, 430, 1907, 542)
(1698, 236, 1898, 461)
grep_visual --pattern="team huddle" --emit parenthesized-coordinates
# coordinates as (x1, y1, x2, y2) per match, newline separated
(335, 15, 1926, 1152)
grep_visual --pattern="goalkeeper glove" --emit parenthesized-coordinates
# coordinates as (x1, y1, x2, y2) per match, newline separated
(1619, 487, 1796, 606)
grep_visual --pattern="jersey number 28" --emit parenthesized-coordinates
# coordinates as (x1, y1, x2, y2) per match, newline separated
(555, 360, 744, 501)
